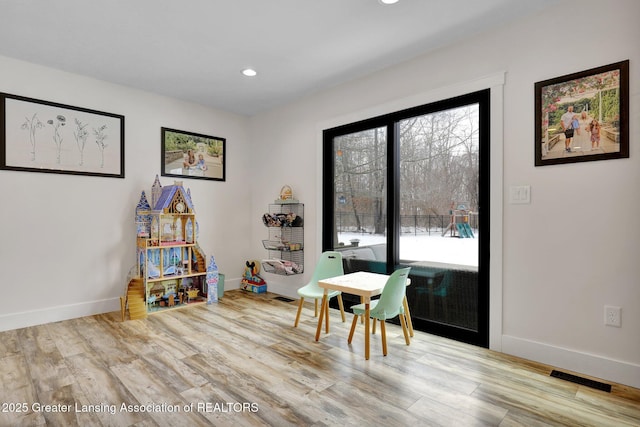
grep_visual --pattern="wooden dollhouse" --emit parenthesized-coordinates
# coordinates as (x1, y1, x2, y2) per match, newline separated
(123, 175, 207, 320)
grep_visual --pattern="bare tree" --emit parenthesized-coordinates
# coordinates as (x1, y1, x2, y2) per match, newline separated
(333, 103, 479, 237)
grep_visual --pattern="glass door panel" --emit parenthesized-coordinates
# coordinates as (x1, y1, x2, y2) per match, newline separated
(332, 127, 387, 274)
(398, 104, 480, 332)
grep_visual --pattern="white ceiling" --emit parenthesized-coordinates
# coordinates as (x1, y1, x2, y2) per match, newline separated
(0, 0, 559, 116)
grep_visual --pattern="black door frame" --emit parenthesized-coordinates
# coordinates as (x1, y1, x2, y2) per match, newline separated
(322, 89, 490, 347)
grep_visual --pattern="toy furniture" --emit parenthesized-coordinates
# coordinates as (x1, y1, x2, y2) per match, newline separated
(294, 251, 345, 327)
(315, 270, 412, 360)
(348, 268, 412, 357)
(123, 175, 208, 319)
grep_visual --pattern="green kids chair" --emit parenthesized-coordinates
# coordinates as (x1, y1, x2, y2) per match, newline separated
(348, 267, 411, 356)
(294, 251, 346, 327)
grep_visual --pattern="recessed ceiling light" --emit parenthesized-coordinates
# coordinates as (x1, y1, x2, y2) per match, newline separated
(242, 68, 257, 77)
(379, 0, 399, 4)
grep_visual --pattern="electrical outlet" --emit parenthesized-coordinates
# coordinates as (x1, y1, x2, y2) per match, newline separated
(604, 305, 621, 327)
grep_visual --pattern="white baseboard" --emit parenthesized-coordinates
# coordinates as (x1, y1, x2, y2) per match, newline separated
(257, 273, 300, 300)
(0, 298, 120, 332)
(502, 335, 640, 389)
(0, 277, 243, 332)
(263, 282, 297, 300)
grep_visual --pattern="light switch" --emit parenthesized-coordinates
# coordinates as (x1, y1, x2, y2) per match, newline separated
(509, 185, 531, 204)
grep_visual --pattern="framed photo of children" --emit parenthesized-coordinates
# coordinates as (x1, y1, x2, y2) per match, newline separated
(0, 92, 125, 178)
(535, 60, 629, 166)
(161, 127, 226, 182)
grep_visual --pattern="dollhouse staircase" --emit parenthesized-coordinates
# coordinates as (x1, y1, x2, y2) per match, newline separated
(194, 244, 206, 273)
(126, 277, 147, 320)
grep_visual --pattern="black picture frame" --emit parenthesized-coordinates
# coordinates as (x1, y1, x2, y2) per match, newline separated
(0, 92, 125, 178)
(161, 127, 226, 182)
(535, 60, 629, 166)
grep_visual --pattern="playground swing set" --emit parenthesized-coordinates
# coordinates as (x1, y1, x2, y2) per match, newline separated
(442, 203, 475, 238)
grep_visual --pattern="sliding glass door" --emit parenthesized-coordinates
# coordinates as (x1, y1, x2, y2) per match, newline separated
(323, 90, 489, 347)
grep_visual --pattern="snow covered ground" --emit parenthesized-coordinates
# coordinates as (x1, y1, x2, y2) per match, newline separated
(338, 231, 478, 268)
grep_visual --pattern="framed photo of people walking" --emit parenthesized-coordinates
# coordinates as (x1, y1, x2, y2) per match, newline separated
(535, 60, 629, 166)
(161, 127, 226, 181)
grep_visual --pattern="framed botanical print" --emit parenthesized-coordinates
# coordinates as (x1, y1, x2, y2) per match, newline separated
(0, 93, 124, 178)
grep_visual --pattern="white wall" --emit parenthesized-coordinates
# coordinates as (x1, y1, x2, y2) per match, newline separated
(0, 56, 251, 331)
(248, 0, 640, 388)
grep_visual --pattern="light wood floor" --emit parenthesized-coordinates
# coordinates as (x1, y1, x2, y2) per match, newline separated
(1, 290, 638, 427)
